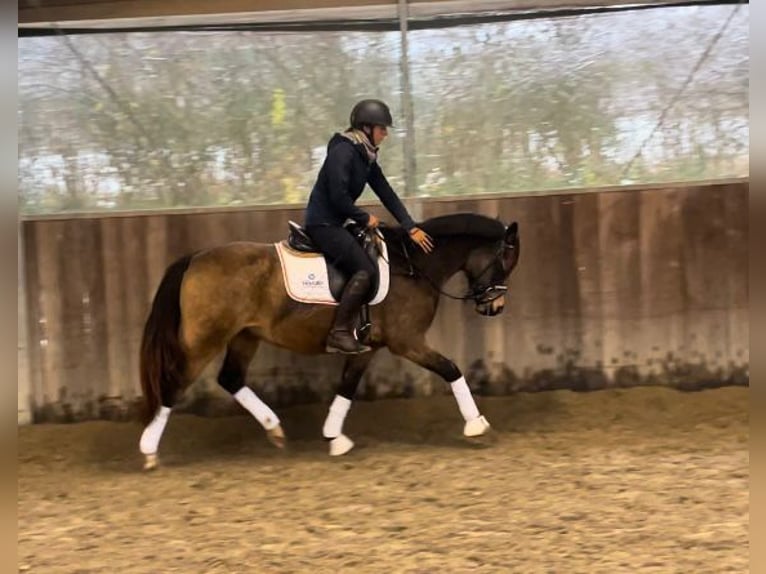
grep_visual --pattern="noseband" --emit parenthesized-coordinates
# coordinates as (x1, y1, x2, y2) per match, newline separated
(466, 243, 512, 305)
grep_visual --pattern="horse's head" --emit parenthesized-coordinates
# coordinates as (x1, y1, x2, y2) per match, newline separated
(387, 213, 521, 315)
(463, 221, 520, 316)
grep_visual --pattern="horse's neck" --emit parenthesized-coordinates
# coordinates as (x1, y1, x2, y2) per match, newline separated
(418, 236, 476, 286)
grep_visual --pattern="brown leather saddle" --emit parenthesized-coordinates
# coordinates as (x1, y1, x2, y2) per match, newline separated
(286, 220, 382, 303)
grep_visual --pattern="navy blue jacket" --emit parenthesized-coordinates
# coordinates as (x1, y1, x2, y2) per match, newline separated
(305, 133, 416, 232)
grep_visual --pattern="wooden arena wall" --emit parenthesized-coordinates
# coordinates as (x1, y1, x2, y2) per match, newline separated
(18, 179, 749, 422)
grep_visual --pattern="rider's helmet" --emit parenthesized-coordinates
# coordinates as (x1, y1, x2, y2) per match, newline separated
(349, 99, 393, 129)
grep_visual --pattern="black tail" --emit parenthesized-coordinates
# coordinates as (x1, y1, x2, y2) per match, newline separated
(139, 253, 195, 425)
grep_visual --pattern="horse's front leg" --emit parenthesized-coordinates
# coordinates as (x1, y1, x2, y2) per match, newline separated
(390, 342, 490, 437)
(217, 330, 285, 449)
(323, 351, 378, 456)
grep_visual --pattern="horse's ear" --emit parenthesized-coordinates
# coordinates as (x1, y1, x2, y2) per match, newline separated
(505, 221, 518, 244)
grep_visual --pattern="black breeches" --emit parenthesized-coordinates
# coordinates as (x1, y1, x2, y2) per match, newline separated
(305, 225, 378, 286)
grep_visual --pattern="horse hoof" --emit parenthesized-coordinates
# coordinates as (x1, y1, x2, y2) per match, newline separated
(267, 425, 286, 449)
(464, 415, 490, 437)
(143, 453, 159, 471)
(328, 434, 354, 456)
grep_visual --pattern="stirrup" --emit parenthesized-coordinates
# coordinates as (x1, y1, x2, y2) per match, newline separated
(357, 304, 372, 344)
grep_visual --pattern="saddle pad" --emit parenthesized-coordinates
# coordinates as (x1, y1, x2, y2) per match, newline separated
(275, 240, 390, 306)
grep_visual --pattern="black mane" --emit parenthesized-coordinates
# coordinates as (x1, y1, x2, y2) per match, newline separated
(380, 212, 506, 244)
(419, 213, 505, 240)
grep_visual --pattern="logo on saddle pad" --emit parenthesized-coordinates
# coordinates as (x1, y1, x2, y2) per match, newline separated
(275, 241, 390, 306)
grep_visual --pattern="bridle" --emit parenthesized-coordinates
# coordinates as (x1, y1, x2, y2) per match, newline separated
(393, 231, 514, 305)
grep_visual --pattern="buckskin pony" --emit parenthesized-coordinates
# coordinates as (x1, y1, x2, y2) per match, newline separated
(138, 212, 520, 470)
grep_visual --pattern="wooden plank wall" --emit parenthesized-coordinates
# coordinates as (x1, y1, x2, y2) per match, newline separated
(20, 180, 749, 422)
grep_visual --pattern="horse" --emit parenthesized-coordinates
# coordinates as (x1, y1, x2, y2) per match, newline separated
(138, 212, 520, 469)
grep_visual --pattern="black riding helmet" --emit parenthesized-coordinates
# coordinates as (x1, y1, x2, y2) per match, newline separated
(350, 99, 393, 129)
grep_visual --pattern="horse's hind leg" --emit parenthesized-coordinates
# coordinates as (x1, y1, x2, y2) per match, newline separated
(323, 351, 377, 456)
(140, 339, 224, 471)
(217, 330, 285, 448)
(140, 385, 175, 470)
(390, 341, 490, 438)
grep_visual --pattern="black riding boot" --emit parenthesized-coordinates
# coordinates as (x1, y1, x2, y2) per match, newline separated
(326, 271, 372, 354)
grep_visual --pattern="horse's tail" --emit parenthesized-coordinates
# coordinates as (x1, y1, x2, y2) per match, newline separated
(139, 253, 195, 425)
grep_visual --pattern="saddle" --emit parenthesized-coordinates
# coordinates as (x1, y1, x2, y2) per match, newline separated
(281, 221, 389, 344)
(286, 220, 382, 303)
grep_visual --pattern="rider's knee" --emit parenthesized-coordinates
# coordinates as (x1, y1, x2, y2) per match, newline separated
(353, 269, 373, 287)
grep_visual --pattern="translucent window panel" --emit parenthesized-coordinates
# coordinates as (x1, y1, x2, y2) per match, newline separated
(19, 5, 749, 213)
(408, 4, 748, 196)
(18, 31, 403, 214)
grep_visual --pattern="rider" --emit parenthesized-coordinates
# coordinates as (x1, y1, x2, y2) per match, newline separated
(304, 98, 434, 354)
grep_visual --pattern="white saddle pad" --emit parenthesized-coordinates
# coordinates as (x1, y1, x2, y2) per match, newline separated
(275, 240, 390, 306)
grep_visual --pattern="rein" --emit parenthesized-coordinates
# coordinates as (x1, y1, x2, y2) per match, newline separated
(383, 230, 511, 304)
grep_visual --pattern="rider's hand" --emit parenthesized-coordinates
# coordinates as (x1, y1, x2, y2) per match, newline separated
(409, 226, 434, 254)
(367, 214, 380, 229)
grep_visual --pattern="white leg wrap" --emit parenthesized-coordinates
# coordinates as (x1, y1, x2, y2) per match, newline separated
(450, 376, 480, 422)
(322, 395, 352, 438)
(234, 386, 280, 430)
(139, 406, 171, 455)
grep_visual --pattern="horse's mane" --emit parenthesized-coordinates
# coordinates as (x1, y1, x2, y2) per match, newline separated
(420, 213, 505, 239)
(382, 212, 505, 241)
